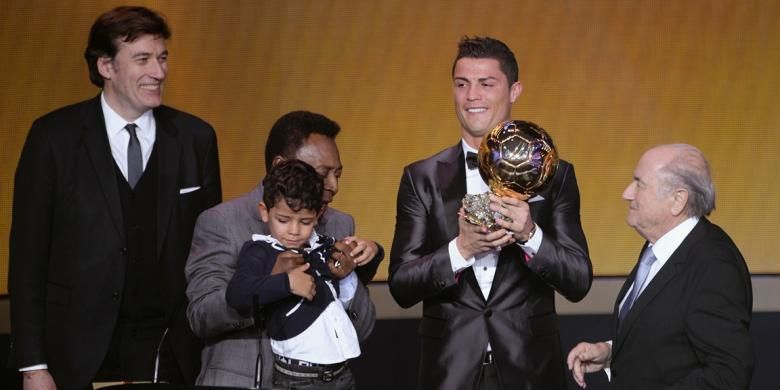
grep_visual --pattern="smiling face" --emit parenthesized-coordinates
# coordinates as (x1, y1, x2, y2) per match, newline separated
(453, 57, 522, 148)
(98, 34, 168, 121)
(259, 199, 318, 249)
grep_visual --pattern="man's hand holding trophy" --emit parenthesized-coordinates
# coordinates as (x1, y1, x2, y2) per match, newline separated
(462, 120, 559, 245)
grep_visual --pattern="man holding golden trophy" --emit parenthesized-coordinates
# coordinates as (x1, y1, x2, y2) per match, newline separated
(389, 36, 592, 390)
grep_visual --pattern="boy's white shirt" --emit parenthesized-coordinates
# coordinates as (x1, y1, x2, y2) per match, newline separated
(252, 231, 361, 364)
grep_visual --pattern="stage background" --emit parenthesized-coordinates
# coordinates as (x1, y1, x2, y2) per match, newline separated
(2, 0, 779, 294)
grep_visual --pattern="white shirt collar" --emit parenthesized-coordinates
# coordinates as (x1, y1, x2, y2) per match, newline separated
(251, 229, 322, 252)
(461, 139, 478, 156)
(648, 216, 700, 266)
(101, 92, 154, 137)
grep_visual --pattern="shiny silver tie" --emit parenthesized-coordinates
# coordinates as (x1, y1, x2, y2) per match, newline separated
(618, 246, 657, 325)
(125, 123, 142, 189)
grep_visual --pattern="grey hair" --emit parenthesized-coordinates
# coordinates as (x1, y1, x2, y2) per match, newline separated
(657, 144, 716, 217)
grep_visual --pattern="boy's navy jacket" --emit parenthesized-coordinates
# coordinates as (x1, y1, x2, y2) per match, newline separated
(226, 234, 341, 340)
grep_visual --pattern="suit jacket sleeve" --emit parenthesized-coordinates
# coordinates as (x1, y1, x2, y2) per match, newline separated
(8, 120, 55, 367)
(185, 208, 254, 338)
(198, 124, 222, 210)
(225, 242, 291, 316)
(347, 280, 376, 342)
(388, 166, 460, 308)
(668, 244, 753, 389)
(525, 162, 592, 302)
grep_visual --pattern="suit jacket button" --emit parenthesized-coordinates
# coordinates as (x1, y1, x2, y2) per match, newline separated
(120, 247, 127, 254)
(484, 309, 492, 318)
(112, 292, 120, 300)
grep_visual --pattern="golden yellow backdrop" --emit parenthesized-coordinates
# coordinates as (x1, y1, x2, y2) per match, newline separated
(2, 0, 779, 293)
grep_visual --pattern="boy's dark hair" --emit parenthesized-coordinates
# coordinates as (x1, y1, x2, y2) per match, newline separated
(262, 160, 324, 213)
(84, 6, 171, 87)
(264, 111, 341, 172)
(452, 36, 519, 84)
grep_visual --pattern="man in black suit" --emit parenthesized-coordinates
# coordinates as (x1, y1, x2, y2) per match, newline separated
(389, 36, 592, 389)
(567, 144, 753, 389)
(9, 6, 221, 389)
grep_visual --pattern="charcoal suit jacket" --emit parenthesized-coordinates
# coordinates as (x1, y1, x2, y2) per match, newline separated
(389, 143, 592, 389)
(610, 218, 753, 389)
(9, 95, 221, 389)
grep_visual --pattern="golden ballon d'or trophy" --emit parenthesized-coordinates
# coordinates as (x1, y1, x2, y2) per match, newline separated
(462, 120, 559, 229)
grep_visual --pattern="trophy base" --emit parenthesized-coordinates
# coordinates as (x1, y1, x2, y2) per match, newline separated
(462, 192, 512, 229)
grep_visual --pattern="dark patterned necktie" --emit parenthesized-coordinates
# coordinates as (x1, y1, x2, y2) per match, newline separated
(125, 123, 142, 188)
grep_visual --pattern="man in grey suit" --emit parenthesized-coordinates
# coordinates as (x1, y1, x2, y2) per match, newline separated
(185, 110, 382, 388)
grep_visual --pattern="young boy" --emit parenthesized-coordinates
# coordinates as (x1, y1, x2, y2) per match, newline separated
(226, 159, 360, 389)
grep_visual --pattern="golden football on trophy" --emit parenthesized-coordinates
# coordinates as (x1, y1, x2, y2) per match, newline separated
(463, 120, 559, 227)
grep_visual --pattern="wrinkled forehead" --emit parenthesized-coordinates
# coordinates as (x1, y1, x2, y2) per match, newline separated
(294, 135, 341, 170)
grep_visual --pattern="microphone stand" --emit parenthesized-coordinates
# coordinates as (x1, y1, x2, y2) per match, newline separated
(252, 295, 266, 389)
(153, 327, 170, 384)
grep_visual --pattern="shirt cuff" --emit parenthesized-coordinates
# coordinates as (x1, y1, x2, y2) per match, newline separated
(338, 272, 359, 306)
(20, 364, 48, 372)
(448, 238, 475, 273)
(518, 223, 543, 257)
(604, 340, 613, 381)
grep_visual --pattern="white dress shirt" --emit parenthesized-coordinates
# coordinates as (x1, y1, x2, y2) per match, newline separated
(448, 140, 543, 293)
(269, 231, 361, 364)
(101, 93, 156, 181)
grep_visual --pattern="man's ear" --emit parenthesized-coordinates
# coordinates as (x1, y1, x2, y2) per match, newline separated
(509, 81, 523, 103)
(271, 156, 286, 168)
(670, 189, 689, 216)
(258, 201, 270, 223)
(97, 56, 114, 80)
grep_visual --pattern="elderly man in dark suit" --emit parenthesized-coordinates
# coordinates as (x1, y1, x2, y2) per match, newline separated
(9, 6, 221, 389)
(389, 36, 593, 390)
(567, 144, 754, 389)
(185, 110, 382, 388)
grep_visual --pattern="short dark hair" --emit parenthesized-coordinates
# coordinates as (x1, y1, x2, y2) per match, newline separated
(452, 36, 519, 84)
(262, 160, 324, 213)
(264, 111, 341, 172)
(84, 6, 171, 87)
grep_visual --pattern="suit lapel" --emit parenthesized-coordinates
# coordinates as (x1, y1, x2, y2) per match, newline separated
(614, 220, 707, 351)
(437, 144, 466, 242)
(154, 109, 180, 260)
(437, 145, 485, 298)
(82, 97, 125, 238)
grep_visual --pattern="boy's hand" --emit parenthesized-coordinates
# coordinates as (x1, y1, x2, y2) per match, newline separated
(328, 241, 356, 279)
(343, 236, 378, 266)
(287, 263, 315, 300)
(272, 250, 305, 275)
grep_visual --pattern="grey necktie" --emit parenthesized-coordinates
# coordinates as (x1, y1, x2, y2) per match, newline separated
(618, 246, 657, 325)
(125, 123, 142, 189)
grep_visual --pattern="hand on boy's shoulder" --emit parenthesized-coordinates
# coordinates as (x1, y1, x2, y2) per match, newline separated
(327, 240, 357, 279)
(272, 250, 306, 275)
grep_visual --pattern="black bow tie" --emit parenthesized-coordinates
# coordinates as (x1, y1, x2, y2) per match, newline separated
(466, 151, 478, 170)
